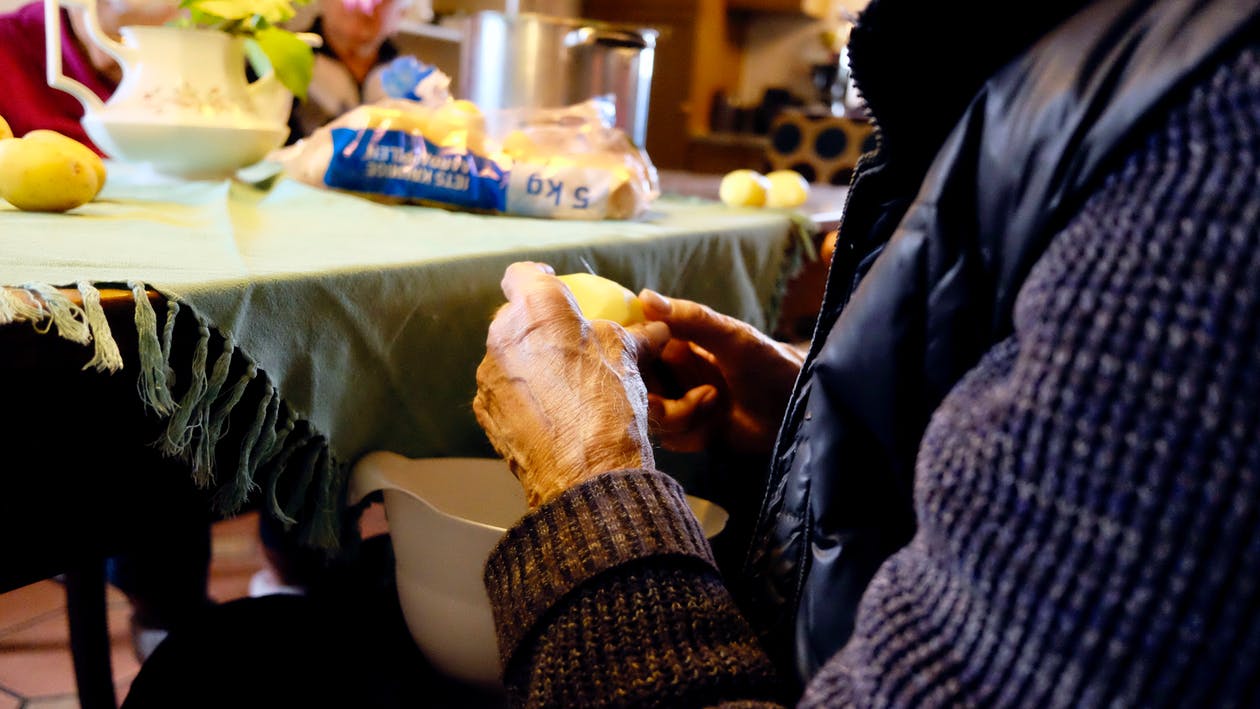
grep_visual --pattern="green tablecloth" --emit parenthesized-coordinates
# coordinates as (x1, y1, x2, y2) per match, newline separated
(0, 162, 804, 549)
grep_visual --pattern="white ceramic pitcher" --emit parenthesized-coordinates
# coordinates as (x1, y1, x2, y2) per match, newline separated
(44, 0, 293, 179)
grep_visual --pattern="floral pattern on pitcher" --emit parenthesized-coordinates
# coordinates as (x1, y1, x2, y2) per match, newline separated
(140, 84, 236, 117)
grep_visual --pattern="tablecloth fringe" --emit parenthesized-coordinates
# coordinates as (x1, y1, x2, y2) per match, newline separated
(2, 281, 347, 553)
(78, 282, 124, 371)
(0, 285, 47, 326)
(130, 281, 177, 416)
(764, 213, 819, 334)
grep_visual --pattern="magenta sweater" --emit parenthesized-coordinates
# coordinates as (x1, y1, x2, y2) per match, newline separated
(0, 2, 113, 153)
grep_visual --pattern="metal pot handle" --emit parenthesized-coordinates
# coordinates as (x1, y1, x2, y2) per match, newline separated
(564, 26, 656, 50)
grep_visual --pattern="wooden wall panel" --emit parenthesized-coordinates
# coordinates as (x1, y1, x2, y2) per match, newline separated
(583, 0, 742, 171)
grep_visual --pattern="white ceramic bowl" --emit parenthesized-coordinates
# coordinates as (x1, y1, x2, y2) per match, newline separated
(347, 453, 728, 689)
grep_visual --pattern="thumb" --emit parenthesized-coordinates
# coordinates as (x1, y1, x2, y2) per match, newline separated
(622, 320, 671, 366)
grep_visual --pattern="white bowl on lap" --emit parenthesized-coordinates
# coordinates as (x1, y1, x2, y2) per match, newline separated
(347, 453, 728, 689)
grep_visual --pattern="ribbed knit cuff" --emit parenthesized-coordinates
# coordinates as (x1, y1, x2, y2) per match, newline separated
(484, 470, 717, 668)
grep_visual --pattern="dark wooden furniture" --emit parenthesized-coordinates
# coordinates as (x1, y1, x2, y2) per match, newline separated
(1, 289, 243, 709)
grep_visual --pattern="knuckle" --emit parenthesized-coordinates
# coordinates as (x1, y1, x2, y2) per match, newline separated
(593, 319, 631, 348)
(522, 283, 572, 313)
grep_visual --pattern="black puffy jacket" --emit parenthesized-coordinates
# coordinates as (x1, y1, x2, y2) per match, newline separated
(739, 0, 1260, 686)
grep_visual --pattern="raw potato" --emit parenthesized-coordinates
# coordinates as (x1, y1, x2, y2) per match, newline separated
(361, 106, 429, 136)
(557, 272, 646, 326)
(764, 169, 810, 208)
(719, 169, 769, 207)
(0, 136, 100, 212)
(22, 130, 106, 197)
(0, 114, 11, 141)
(425, 100, 486, 152)
(500, 129, 534, 159)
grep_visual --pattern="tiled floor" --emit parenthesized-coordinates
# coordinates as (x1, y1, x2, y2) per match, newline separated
(0, 509, 375, 708)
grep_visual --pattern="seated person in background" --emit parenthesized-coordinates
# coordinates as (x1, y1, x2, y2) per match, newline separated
(286, 0, 409, 141)
(0, 0, 178, 152)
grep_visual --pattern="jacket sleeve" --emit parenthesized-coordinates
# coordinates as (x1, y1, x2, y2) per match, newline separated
(484, 469, 788, 708)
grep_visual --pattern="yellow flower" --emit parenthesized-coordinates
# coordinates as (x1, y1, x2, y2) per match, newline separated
(190, 0, 297, 24)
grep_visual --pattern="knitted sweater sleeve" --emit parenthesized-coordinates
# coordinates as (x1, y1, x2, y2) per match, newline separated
(484, 470, 785, 708)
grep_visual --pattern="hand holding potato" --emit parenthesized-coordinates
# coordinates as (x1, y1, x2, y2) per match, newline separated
(639, 290, 804, 455)
(473, 262, 669, 508)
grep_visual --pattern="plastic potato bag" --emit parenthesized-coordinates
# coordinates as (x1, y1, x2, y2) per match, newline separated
(496, 100, 659, 220)
(272, 59, 659, 220)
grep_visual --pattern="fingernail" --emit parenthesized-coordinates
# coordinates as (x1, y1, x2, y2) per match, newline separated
(639, 289, 671, 314)
(698, 387, 719, 405)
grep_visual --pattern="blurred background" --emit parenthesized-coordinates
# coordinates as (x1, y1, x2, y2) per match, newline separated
(0, 0, 871, 181)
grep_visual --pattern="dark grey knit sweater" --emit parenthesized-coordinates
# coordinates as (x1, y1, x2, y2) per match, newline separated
(485, 42, 1260, 709)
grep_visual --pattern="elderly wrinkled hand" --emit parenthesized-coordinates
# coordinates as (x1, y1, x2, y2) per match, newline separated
(473, 262, 670, 508)
(638, 290, 804, 455)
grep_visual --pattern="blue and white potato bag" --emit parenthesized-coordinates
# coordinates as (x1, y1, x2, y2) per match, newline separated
(274, 59, 659, 220)
(324, 109, 509, 213)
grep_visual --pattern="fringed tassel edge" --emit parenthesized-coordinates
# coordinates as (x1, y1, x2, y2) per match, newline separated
(764, 214, 819, 337)
(130, 280, 176, 415)
(78, 283, 124, 372)
(3, 281, 349, 552)
(1, 281, 96, 351)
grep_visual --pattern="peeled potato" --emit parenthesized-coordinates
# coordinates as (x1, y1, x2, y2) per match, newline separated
(557, 272, 646, 326)
(764, 169, 810, 208)
(0, 114, 12, 141)
(719, 169, 769, 207)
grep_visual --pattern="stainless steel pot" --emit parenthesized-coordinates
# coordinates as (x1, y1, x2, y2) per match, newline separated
(459, 11, 658, 146)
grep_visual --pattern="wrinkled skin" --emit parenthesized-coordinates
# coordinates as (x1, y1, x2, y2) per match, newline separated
(638, 289, 805, 455)
(473, 262, 669, 508)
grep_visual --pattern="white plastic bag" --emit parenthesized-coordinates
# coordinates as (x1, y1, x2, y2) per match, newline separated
(272, 60, 658, 220)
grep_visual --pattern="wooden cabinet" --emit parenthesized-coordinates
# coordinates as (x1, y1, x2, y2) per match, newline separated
(727, 0, 822, 14)
(582, 0, 827, 172)
(582, 0, 745, 171)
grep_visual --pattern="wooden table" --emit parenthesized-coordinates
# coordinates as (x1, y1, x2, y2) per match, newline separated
(1, 166, 837, 707)
(0, 161, 811, 571)
(1, 166, 846, 585)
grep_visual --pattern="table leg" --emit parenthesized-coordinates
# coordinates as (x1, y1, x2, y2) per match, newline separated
(65, 563, 118, 709)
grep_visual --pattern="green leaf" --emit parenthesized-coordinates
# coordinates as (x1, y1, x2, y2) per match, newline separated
(254, 26, 314, 100)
